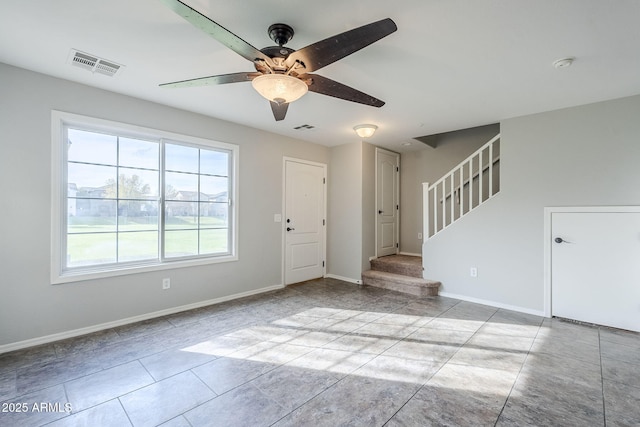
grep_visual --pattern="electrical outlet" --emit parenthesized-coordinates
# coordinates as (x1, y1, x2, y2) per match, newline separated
(418, 232, 423, 240)
(470, 267, 478, 278)
(162, 278, 170, 290)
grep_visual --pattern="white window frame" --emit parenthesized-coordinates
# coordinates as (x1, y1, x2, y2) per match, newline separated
(51, 110, 239, 284)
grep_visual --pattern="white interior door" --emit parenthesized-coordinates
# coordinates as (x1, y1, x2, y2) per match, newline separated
(551, 210, 640, 332)
(376, 148, 399, 257)
(284, 159, 326, 285)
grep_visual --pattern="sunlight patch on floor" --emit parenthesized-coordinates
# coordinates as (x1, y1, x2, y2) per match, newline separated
(179, 305, 544, 388)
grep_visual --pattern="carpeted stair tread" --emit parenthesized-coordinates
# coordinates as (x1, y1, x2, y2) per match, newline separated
(370, 255, 423, 278)
(362, 270, 440, 297)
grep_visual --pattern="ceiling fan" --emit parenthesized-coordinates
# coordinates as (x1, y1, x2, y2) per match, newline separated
(159, 0, 397, 121)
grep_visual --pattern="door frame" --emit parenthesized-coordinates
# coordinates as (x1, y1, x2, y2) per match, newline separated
(282, 157, 327, 286)
(543, 205, 640, 318)
(375, 147, 400, 258)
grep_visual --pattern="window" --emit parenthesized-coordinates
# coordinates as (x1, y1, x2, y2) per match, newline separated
(52, 111, 238, 283)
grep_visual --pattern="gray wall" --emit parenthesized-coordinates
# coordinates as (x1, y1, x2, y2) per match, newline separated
(361, 142, 377, 272)
(5, 59, 638, 346)
(327, 142, 363, 281)
(423, 94, 640, 313)
(326, 140, 377, 282)
(0, 63, 330, 346)
(401, 125, 500, 254)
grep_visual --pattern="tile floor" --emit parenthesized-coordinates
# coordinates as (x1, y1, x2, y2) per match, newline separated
(1, 278, 639, 426)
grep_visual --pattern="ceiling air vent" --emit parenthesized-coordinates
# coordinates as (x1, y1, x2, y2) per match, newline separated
(293, 124, 315, 130)
(68, 49, 123, 77)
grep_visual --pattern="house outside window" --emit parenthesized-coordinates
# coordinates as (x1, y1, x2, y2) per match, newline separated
(51, 111, 238, 283)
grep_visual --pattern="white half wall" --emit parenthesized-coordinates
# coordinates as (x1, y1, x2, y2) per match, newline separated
(423, 94, 640, 313)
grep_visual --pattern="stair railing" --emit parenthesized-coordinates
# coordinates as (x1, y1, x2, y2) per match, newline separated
(422, 133, 500, 240)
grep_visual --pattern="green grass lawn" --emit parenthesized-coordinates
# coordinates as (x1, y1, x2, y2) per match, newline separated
(67, 216, 228, 266)
(68, 215, 226, 232)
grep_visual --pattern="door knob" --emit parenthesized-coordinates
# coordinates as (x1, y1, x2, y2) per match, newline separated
(287, 227, 295, 232)
(378, 210, 383, 214)
(554, 237, 572, 244)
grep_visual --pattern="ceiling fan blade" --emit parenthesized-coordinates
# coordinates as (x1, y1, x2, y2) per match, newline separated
(160, 72, 262, 88)
(286, 18, 397, 73)
(270, 101, 289, 121)
(160, 0, 274, 67)
(301, 74, 385, 107)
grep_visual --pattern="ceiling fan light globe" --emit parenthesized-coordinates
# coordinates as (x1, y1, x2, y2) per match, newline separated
(252, 74, 308, 103)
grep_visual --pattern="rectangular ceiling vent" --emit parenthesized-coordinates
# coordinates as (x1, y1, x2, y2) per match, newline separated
(293, 124, 315, 130)
(68, 49, 123, 77)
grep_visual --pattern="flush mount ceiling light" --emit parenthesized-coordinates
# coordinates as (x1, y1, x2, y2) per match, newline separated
(353, 124, 378, 138)
(553, 57, 575, 69)
(251, 73, 309, 104)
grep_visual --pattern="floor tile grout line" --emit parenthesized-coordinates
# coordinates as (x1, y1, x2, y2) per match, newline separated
(382, 315, 488, 426)
(381, 352, 456, 426)
(40, 358, 147, 400)
(54, 361, 160, 421)
(492, 322, 542, 427)
(266, 372, 349, 426)
(251, 308, 408, 426)
(267, 298, 428, 426)
(380, 381, 428, 426)
(176, 311, 371, 411)
(137, 358, 158, 384)
(61, 380, 72, 420)
(267, 346, 424, 427)
(187, 367, 222, 409)
(50, 301, 285, 365)
(116, 396, 135, 427)
(598, 327, 608, 427)
(187, 358, 275, 402)
(118, 369, 219, 427)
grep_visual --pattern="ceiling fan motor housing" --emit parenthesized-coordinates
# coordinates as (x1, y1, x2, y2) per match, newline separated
(268, 23, 294, 46)
(260, 46, 295, 62)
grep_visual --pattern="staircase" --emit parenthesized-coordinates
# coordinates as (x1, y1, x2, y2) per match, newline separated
(424, 133, 500, 239)
(361, 134, 500, 297)
(362, 255, 441, 297)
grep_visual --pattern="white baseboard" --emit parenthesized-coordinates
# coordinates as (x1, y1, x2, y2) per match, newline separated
(398, 251, 421, 257)
(439, 292, 546, 317)
(0, 284, 284, 355)
(324, 274, 362, 285)
(370, 252, 421, 260)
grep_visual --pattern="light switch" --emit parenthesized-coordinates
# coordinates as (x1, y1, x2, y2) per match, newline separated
(274, 214, 282, 223)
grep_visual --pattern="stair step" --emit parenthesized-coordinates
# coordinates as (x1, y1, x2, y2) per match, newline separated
(370, 255, 423, 278)
(362, 270, 440, 298)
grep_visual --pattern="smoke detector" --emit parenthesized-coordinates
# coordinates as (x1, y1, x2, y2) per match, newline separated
(68, 49, 123, 77)
(553, 57, 575, 69)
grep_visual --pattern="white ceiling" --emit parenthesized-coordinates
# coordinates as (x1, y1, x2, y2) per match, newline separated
(1, 0, 639, 152)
